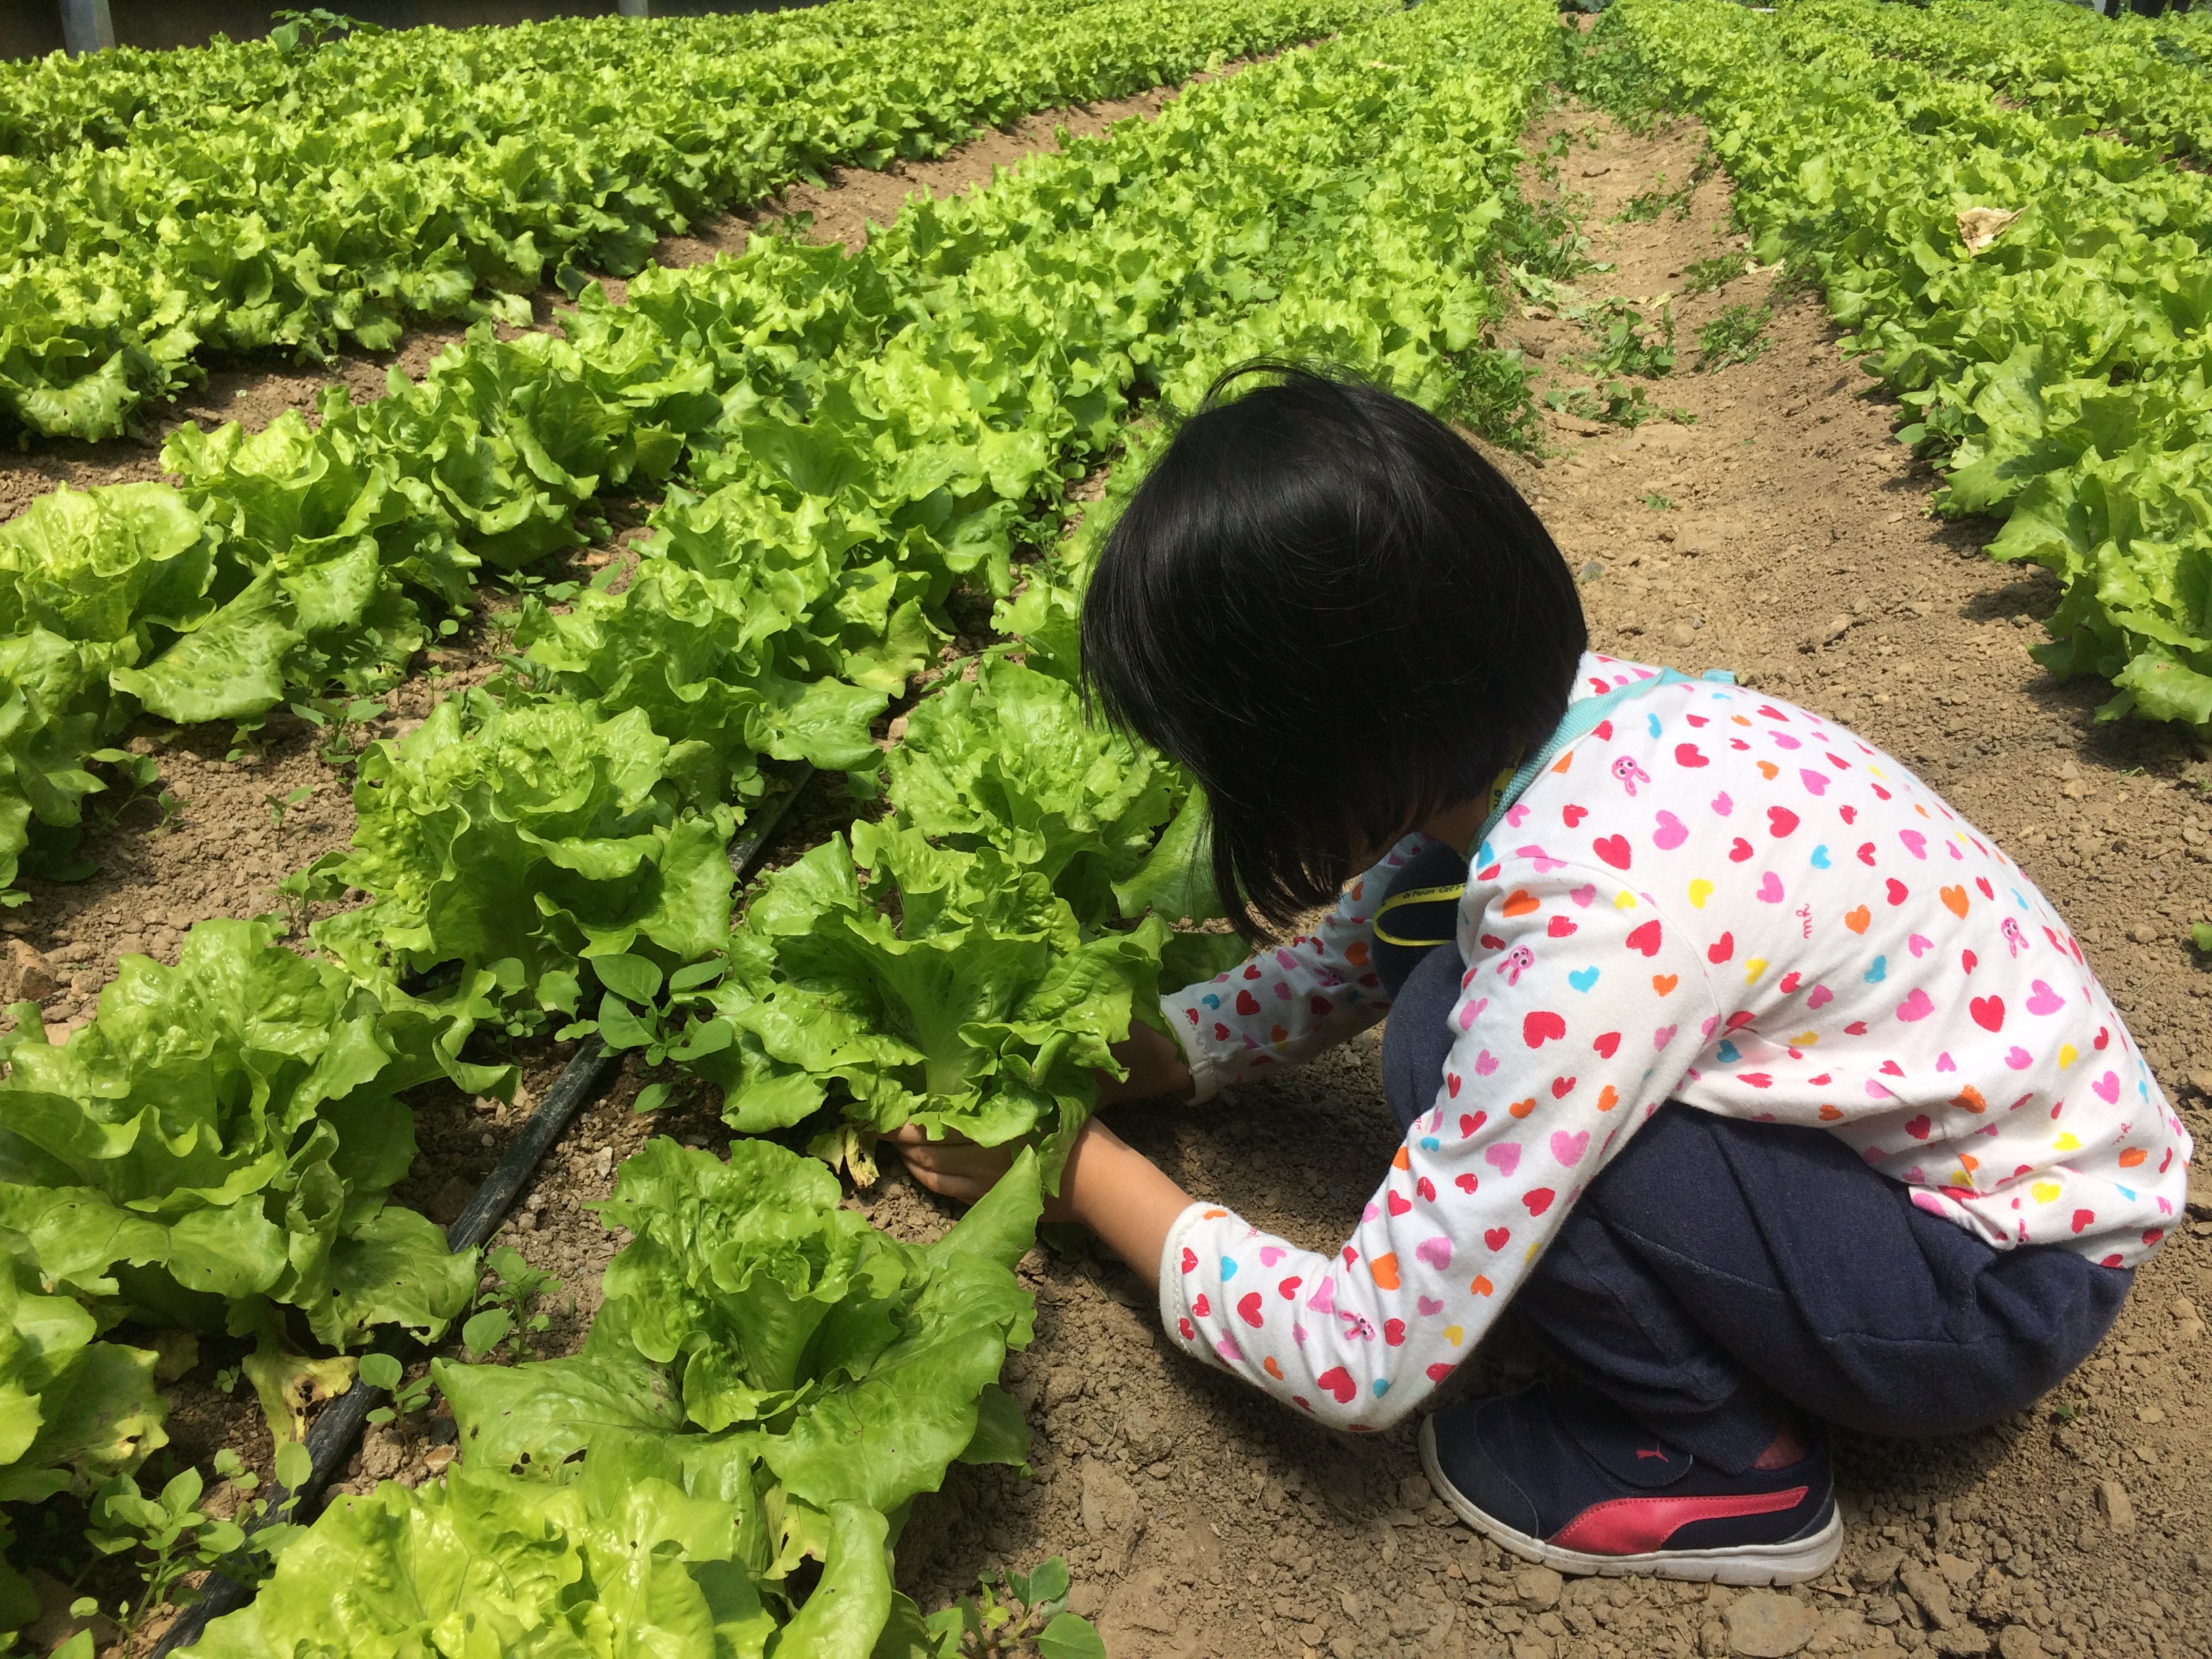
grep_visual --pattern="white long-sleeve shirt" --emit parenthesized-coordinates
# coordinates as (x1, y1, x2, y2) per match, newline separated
(1155, 653, 2190, 1431)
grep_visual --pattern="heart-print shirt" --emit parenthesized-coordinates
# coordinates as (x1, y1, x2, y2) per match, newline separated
(1153, 653, 2190, 1431)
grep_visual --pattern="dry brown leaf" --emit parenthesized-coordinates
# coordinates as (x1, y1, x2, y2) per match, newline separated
(1957, 205, 2022, 256)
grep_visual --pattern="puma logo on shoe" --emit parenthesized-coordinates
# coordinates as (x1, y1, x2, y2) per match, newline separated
(1635, 1448, 1669, 1461)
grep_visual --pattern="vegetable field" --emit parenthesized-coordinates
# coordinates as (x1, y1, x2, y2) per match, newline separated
(1, 1, 2209, 1656)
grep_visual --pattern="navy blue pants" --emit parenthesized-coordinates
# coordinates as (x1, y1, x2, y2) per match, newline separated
(1376, 846, 2129, 1473)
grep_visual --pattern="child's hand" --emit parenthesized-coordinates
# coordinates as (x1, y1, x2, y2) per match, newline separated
(1094, 1022, 1193, 1105)
(886, 1123, 1043, 1210)
(888, 1118, 1193, 1283)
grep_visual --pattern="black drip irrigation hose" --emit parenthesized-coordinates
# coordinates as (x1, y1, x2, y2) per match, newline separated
(151, 764, 815, 1656)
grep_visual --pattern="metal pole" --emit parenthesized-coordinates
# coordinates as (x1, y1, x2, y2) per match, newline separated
(617, 0, 651, 16)
(59, 0, 117, 54)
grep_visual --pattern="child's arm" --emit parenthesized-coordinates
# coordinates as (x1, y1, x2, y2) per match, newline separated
(1162, 831, 1431, 1102)
(1151, 860, 1715, 1429)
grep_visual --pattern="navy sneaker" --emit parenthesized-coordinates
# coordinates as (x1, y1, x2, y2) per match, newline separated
(1419, 1380, 1841, 1584)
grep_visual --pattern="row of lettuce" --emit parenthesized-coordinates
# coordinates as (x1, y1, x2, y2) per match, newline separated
(0, 0, 1400, 443)
(1834, 0, 2212, 165)
(1578, 0, 2212, 730)
(0, 0, 1397, 903)
(2, 1, 1574, 1651)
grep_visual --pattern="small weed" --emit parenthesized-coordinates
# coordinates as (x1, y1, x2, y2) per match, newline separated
(264, 785, 315, 828)
(1697, 302, 1774, 371)
(286, 693, 390, 766)
(360, 1353, 436, 1425)
(85, 1443, 310, 1636)
(462, 1246, 562, 1362)
(1618, 173, 1696, 224)
(1570, 297, 1675, 378)
(928, 1556, 1105, 1659)
(1679, 253, 1746, 295)
(1545, 379, 1656, 428)
(1641, 491, 1675, 510)
(86, 747, 179, 833)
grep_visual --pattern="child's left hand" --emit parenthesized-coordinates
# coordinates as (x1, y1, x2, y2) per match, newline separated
(887, 1115, 1193, 1288)
(886, 1122, 1073, 1218)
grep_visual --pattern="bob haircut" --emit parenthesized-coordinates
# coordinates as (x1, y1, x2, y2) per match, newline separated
(1080, 361, 1586, 940)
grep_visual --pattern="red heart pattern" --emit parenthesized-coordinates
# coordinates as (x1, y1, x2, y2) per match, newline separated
(1153, 676, 2174, 1422)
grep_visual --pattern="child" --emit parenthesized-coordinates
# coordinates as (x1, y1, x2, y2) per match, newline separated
(890, 363, 2189, 1585)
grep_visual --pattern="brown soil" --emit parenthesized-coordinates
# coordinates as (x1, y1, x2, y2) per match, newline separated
(885, 107, 2212, 1659)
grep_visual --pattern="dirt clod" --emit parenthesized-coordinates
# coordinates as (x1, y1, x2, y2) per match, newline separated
(1724, 1589, 1818, 1657)
(2094, 1478, 2137, 1534)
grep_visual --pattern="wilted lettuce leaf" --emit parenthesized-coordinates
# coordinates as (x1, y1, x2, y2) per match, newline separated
(0, 920, 473, 1347)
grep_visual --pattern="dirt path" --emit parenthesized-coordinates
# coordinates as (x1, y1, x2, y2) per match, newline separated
(894, 105, 2212, 1659)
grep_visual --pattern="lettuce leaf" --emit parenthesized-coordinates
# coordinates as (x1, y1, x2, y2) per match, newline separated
(691, 827, 1168, 1179)
(439, 1136, 1037, 1517)
(294, 690, 735, 1034)
(882, 655, 1179, 927)
(0, 920, 473, 1347)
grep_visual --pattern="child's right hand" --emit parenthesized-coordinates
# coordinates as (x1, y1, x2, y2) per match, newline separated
(1094, 1021, 1194, 1105)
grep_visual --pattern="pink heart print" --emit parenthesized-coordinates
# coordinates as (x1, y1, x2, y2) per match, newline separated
(1653, 811, 1688, 851)
(1757, 872, 1785, 903)
(1806, 983, 1835, 1009)
(1259, 1246, 1286, 1267)
(1306, 1277, 1336, 1314)
(2007, 1048, 2034, 1071)
(2026, 980, 2064, 1015)
(1485, 1143, 1523, 1176)
(1417, 1294, 1445, 1315)
(1570, 883, 1597, 907)
(1475, 1049, 1500, 1076)
(1798, 767, 1828, 796)
(1711, 791, 1734, 817)
(1896, 989, 1934, 1021)
(1551, 1129, 1591, 1167)
(2093, 1071, 2120, 1103)
(1415, 1237, 1453, 1270)
(1654, 1023, 1678, 1050)
(1908, 933, 1933, 958)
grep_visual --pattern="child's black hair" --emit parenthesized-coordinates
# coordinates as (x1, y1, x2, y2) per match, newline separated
(1081, 361, 1586, 940)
